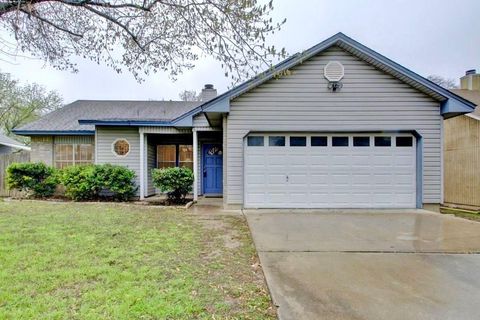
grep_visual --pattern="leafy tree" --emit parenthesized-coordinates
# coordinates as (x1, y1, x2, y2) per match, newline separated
(179, 90, 201, 101)
(0, 71, 62, 140)
(427, 75, 458, 89)
(0, 0, 286, 82)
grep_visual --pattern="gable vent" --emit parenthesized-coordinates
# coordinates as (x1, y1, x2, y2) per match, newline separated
(324, 61, 344, 82)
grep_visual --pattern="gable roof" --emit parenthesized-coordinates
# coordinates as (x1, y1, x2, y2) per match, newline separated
(450, 89, 480, 120)
(189, 32, 475, 122)
(0, 133, 30, 150)
(14, 100, 202, 135)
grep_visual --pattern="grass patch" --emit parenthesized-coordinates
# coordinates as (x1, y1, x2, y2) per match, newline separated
(440, 207, 480, 222)
(0, 201, 275, 319)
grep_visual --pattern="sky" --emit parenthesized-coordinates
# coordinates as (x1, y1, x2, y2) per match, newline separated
(0, 0, 478, 104)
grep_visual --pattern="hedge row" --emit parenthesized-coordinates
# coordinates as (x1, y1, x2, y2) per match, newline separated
(6, 163, 137, 201)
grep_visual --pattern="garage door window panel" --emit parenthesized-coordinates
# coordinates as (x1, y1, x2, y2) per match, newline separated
(311, 136, 328, 147)
(269, 136, 285, 147)
(375, 136, 391, 147)
(396, 136, 413, 147)
(332, 136, 349, 147)
(247, 136, 264, 146)
(290, 136, 306, 147)
(353, 137, 370, 147)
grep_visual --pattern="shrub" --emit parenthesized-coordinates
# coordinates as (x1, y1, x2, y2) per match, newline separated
(60, 164, 137, 201)
(94, 164, 137, 201)
(6, 162, 58, 198)
(60, 165, 100, 201)
(152, 167, 194, 204)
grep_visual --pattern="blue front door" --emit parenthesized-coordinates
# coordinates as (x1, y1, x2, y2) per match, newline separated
(203, 144, 223, 194)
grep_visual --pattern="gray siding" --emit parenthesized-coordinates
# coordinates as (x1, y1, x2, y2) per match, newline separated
(226, 46, 442, 206)
(96, 127, 140, 192)
(193, 113, 210, 127)
(30, 136, 54, 165)
(0, 145, 16, 155)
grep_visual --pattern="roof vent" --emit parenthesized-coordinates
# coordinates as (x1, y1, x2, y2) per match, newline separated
(324, 61, 344, 82)
(466, 69, 477, 76)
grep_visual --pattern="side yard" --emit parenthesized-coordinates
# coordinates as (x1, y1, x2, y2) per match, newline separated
(0, 200, 275, 319)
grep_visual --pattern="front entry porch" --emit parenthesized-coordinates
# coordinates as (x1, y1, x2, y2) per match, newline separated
(138, 127, 223, 201)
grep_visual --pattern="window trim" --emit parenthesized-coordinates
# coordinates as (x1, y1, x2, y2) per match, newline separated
(157, 143, 193, 169)
(54, 143, 94, 168)
(112, 138, 131, 157)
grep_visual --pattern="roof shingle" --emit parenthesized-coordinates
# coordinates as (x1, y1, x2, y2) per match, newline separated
(15, 100, 202, 132)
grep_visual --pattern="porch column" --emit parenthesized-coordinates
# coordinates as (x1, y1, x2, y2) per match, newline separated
(139, 128, 145, 200)
(193, 129, 198, 202)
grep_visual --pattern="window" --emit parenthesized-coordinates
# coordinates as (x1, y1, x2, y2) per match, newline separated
(247, 136, 264, 146)
(269, 136, 285, 146)
(55, 144, 93, 169)
(353, 136, 370, 147)
(311, 136, 328, 147)
(332, 136, 349, 147)
(179, 145, 193, 170)
(375, 136, 391, 147)
(396, 136, 413, 147)
(157, 145, 176, 168)
(113, 139, 130, 156)
(157, 144, 193, 169)
(290, 136, 306, 147)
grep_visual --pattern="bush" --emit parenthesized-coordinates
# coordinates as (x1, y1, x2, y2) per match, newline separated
(94, 164, 137, 201)
(60, 164, 137, 201)
(6, 162, 58, 198)
(60, 165, 100, 201)
(152, 167, 194, 204)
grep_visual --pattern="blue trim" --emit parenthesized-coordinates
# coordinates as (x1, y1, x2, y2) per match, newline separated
(191, 32, 475, 119)
(13, 130, 95, 136)
(78, 120, 173, 126)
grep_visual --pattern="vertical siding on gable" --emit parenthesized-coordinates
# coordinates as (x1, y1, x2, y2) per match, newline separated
(226, 46, 442, 206)
(193, 113, 210, 127)
(96, 127, 140, 193)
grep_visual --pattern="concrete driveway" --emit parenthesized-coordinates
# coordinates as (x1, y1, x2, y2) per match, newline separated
(245, 209, 480, 320)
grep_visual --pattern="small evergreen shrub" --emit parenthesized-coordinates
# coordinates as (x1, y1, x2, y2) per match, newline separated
(60, 165, 99, 201)
(6, 162, 58, 198)
(95, 164, 137, 201)
(60, 164, 137, 201)
(152, 167, 194, 204)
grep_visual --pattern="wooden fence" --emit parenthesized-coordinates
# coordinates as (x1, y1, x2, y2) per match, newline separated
(0, 150, 30, 197)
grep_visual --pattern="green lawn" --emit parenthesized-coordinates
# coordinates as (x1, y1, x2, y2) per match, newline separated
(0, 200, 275, 319)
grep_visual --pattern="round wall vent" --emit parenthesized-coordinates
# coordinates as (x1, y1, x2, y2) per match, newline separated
(324, 61, 344, 82)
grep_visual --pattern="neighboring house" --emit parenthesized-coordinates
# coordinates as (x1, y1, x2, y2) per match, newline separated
(14, 33, 475, 210)
(0, 133, 30, 154)
(444, 70, 480, 210)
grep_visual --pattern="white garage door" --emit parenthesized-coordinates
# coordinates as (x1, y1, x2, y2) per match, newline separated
(244, 134, 416, 208)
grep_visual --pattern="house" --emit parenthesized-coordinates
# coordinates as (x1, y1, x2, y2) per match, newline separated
(13, 33, 476, 210)
(0, 133, 30, 154)
(444, 70, 480, 210)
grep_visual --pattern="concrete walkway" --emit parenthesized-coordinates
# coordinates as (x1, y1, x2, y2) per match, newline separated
(245, 210, 480, 320)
